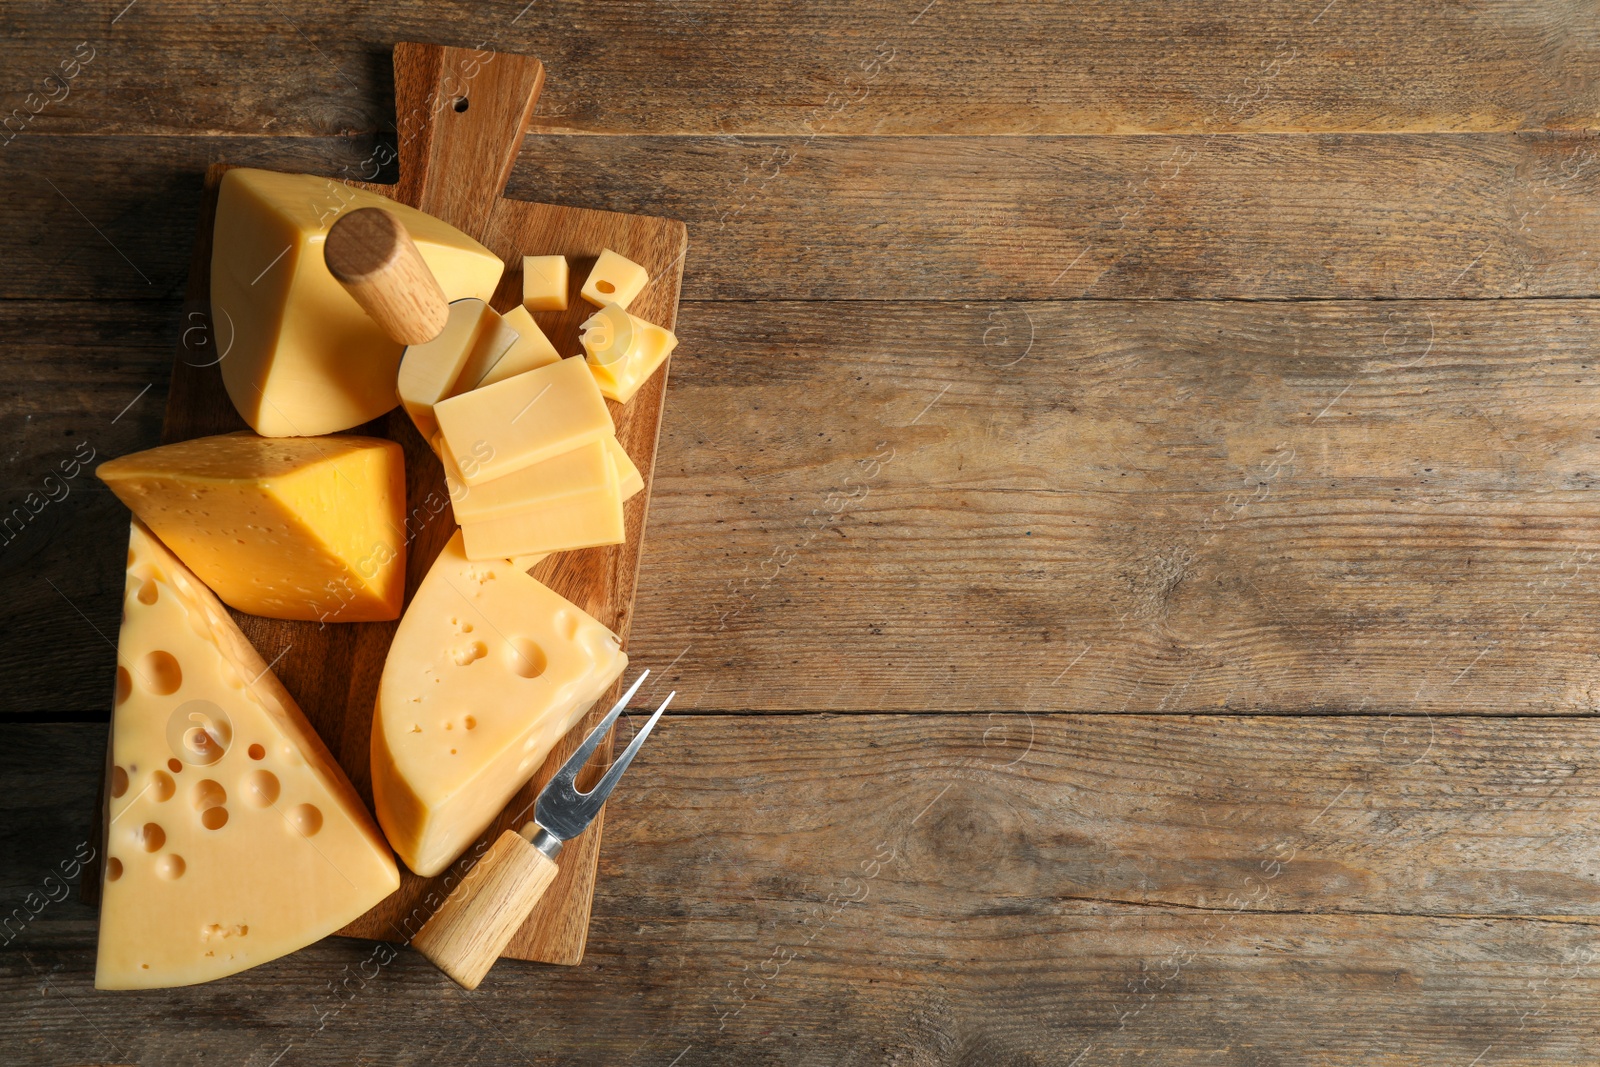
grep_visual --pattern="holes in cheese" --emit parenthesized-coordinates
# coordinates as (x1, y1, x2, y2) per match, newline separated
(371, 531, 627, 877)
(522, 254, 569, 312)
(210, 168, 503, 437)
(96, 521, 398, 990)
(434, 355, 614, 488)
(96, 433, 406, 623)
(580, 248, 648, 310)
(579, 302, 679, 404)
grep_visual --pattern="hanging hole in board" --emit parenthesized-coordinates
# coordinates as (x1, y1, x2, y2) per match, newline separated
(453, 97, 469, 113)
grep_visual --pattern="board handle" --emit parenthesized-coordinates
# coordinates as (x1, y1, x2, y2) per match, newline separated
(324, 207, 450, 344)
(411, 828, 559, 989)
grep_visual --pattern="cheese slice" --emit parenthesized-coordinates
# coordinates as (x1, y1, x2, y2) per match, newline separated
(212, 168, 503, 437)
(522, 255, 569, 311)
(607, 437, 645, 499)
(458, 453, 624, 560)
(372, 531, 627, 876)
(97, 433, 405, 623)
(580, 248, 648, 310)
(434, 355, 614, 487)
(397, 299, 506, 442)
(441, 439, 613, 524)
(462, 305, 560, 391)
(579, 302, 678, 404)
(97, 521, 398, 989)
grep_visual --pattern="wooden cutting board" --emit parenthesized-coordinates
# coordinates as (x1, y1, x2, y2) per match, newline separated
(92, 42, 686, 966)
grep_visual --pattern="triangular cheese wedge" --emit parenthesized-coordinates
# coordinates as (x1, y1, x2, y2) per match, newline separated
(372, 531, 627, 876)
(96, 521, 398, 989)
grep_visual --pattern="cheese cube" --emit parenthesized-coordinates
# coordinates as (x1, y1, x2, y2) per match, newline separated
(579, 302, 679, 404)
(97, 521, 398, 988)
(434, 356, 613, 487)
(371, 531, 627, 876)
(211, 169, 503, 437)
(97, 433, 405, 623)
(522, 254, 569, 311)
(470, 305, 560, 389)
(397, 299, 510, 442)
(580, 248, 649, 310)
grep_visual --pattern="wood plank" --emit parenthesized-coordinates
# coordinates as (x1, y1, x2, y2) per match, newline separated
(11, 297, 1600, 716)
(5, 1, 1596, 137)
(6, 131, 1600, 302)
(9, 719, 1600, 1065)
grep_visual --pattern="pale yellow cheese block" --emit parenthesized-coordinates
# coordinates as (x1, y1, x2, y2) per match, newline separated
(579, 302, 679, 404)
(371, 531, 627, 876)
(434, 356, 614, 487)
(462, 305, 560, 392)
(97, 433, 405, 623)
(580, 248, 648, 310)
(97, 522, 398, 989)
(522, 254, 569, 311)
(211, 168, 503, 437)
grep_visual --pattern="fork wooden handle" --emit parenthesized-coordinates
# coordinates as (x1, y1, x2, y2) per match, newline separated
(411, 829, 558, 988)
(324, 206, 450, 345)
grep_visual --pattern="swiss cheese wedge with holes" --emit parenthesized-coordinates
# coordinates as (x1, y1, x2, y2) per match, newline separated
(96, 521, 398, 989)
(372, 531, 627, 877)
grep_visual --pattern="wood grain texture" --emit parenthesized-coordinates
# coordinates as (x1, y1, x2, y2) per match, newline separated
(8, 131, 1600, 302)
(128, 43, 686, 966)
(10, 719, 1600, 1065)
(12, 298, 1600, 717)
(5, 1, 1597, 136)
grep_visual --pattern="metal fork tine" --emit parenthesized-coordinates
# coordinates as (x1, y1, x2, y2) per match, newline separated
(551, 670, 649, 788)
(584, 691, 674, 802)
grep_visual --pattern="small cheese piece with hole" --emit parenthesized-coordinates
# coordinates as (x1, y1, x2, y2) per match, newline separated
(211, 168, 503, 437)
(397, 299, 510, 442)
(458, 453, 624, 560)
(434, 356, 614, 487)
(468, 305, 560, 390)
(97, 521, 398, 988)
(522, 255, 569, 311)
(580, 248, 648, 310)
(579, 302, 679, 404)
(97, 433, 405, 623)
(372, 531, 627, 876)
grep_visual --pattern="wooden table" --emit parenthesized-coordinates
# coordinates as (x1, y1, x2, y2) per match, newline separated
(4, 2, 1600, 1063)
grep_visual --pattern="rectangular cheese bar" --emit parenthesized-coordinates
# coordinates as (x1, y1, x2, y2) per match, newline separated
(433, 355, 613, 487)
(458, 454, 624, 561)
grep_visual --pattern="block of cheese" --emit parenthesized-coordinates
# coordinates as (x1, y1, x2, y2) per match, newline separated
(97, 433, 405, 623)
(97, 521, 398, 989)
(466, 305, 560, 391)
(212, 168, 503, 437)
(522, 254, 569, 311)
(397, 299, 508, 442)
(434, 355, 614, 487)
(580, 248, 649, 310)
(579, 302, 679, 404)
(371, 531, 627, 876)
(458, 453, 624, 561)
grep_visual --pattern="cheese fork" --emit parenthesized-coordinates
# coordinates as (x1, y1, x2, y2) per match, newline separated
(412, 671, 673, 988)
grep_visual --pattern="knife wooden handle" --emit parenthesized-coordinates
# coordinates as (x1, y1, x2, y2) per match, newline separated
(324, 206, 450, 345)
(411, 829, 559, 988)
